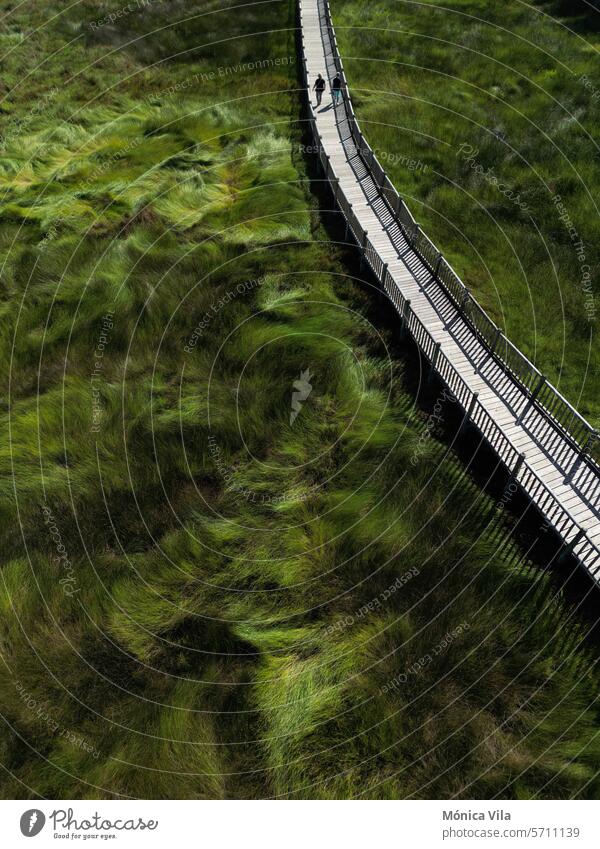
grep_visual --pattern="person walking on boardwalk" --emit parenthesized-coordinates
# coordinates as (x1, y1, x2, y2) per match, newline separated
(332, 73, 342, 105)
(313, 73, 326, 106)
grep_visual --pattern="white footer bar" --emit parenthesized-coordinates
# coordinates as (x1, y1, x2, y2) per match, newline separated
(1, 799, 598, 848)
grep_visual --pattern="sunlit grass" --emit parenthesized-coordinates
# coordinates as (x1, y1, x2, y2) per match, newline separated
(0, 0, 598, 800)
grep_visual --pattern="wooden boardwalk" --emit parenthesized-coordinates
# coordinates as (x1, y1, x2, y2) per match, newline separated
(299, 0, 600, 581)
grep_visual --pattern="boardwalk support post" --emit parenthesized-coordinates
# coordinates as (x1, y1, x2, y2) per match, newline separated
(498, 451, 526, 506)
(489, 326, 502, 357)
(359, 230, 368, 272)
(395, 194, 402, 219)
(516, 373, 546, 425)
(445, 287, 470, 331)
(332, 176, 340, 205)
(459, 286, 470, 312)
(423, 255, 442, 291)
(475, 325, 503, 375)
(558, 527, 586, 565)
(344, 204, 353, 241)
(566, 429, 598, 483)
(400, 298, 411, 338)
(508, 452, 526, 484)
(381, 262, 389, 287)
(460, 391, 479, 434)
(429, 342, 441, 381)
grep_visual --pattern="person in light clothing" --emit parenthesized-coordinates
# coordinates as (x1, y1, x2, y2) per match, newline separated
(332, 74, 342, 105)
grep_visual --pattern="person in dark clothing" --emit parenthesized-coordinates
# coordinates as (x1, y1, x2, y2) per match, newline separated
(332, 74, 342, 105)
(313, 73, 326, 106)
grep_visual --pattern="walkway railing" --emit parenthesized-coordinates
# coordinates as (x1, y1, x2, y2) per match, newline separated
(297, 0, 600, 580)
(319, 0, 599, 467)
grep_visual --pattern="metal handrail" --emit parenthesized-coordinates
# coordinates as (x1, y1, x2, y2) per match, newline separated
(297, 0, 600, 580)
(317, 0, 598, 469)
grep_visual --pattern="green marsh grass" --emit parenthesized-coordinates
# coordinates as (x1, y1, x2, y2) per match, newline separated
(0, 0, 598, 799)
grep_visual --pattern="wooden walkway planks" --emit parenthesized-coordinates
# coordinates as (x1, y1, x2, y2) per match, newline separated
(299, 0, 600, 579)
